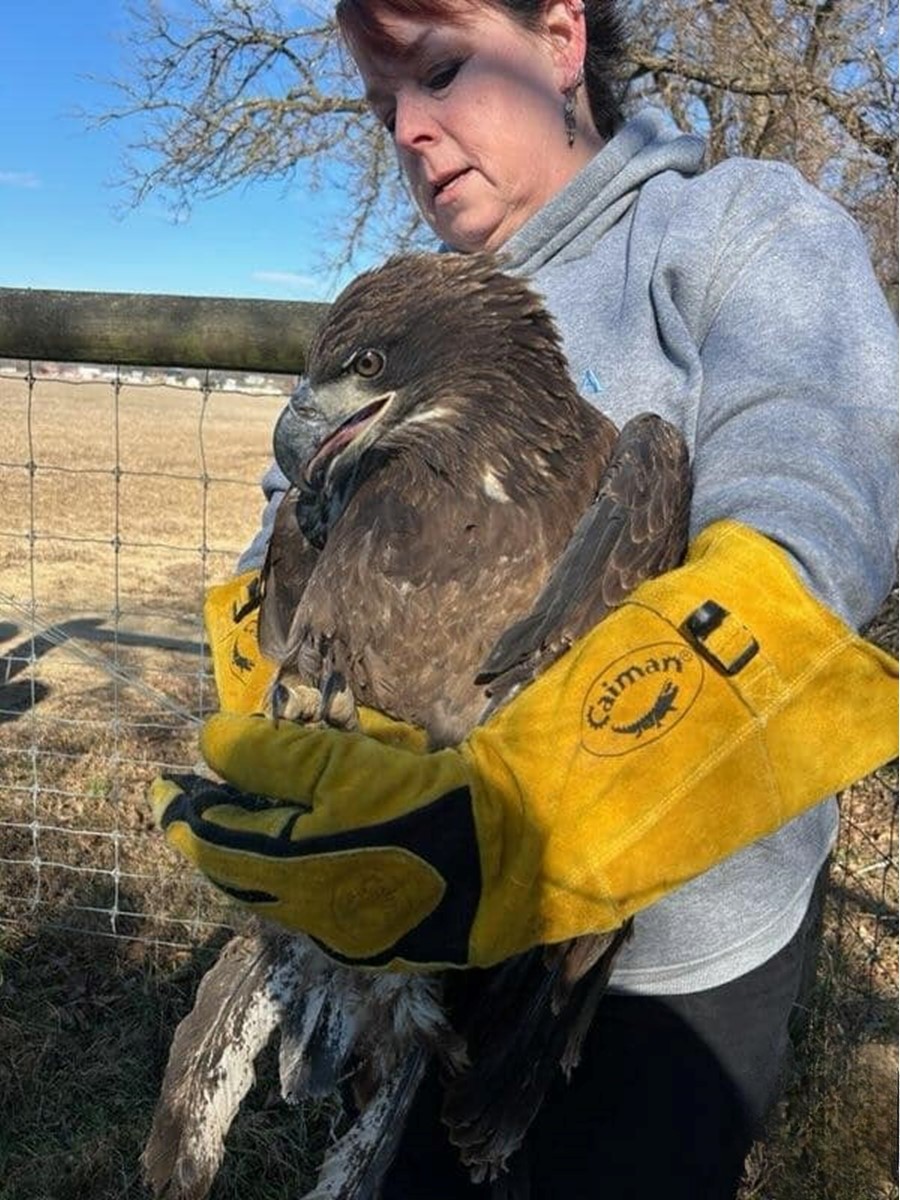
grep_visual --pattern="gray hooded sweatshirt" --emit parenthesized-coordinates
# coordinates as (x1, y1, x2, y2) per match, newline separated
(240, 110, 898, 995)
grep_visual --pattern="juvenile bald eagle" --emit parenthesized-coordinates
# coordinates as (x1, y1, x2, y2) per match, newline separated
(143, 254, 690, 1199)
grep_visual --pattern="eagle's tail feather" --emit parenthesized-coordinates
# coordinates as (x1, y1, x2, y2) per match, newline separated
(303, 1047, 430, 1200)
(141, 932, 286, 1200)
(278, 980, 330, 1102)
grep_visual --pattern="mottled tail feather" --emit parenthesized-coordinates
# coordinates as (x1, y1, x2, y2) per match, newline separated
(141, 933, 285, 1199)
(285, 968, 373, 1105)
(304, 1048, 430, 1200)
(278, 981, 331, 1103)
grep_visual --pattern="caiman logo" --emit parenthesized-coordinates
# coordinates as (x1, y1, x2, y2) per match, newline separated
(229, 614, 259, 678)
(581, 642, 704, 757)
(229, 578, 263, 678)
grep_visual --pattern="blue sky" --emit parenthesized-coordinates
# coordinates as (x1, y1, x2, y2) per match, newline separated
(1, 2, 358, 302)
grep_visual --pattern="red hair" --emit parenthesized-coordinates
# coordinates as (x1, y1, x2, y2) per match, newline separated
(335, 0, 624, 138)
(337, 1, 493, 58)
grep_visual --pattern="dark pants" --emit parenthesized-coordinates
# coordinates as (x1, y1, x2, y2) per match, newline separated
(382, 872, 826, 1199)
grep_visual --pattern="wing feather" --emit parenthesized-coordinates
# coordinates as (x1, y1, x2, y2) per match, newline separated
(477, 413, 691, 707)
(440, 927, 631, 1182)
(258, 487, 320, 664)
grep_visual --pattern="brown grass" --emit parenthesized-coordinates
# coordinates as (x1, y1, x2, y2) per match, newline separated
(0, 369, 896, 1199)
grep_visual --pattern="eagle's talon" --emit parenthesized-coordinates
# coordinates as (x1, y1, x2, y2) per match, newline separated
(268, 671, 359, 731)
(317, 671, 359, 730)
(268, 677, 323, 724)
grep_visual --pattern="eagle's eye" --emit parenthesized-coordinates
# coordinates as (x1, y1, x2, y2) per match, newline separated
(352, 348, 386, 379)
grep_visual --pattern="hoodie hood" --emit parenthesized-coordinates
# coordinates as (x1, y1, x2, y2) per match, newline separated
(502, 109, 705, 276)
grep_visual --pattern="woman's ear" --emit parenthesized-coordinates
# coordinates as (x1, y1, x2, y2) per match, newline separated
(542, 0, 587, 88)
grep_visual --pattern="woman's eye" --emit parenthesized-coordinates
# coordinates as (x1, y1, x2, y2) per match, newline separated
(353, 348, 386, 378)
(426, 60, 462, 91)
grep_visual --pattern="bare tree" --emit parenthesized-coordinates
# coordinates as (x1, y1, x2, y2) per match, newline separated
(93, 0, 425, 266)
(622, 0, 898, 286)
(95, 0, 897, 282)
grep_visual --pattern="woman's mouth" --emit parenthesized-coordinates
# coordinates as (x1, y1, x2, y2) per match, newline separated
(433, 168, 470, 203)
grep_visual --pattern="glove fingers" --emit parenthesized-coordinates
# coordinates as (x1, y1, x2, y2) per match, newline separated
(151, 773, 453, 962)
(150, 774, 306, 838)
(200, 713, 466, 819)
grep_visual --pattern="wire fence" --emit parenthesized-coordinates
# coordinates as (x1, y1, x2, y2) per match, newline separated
(0, 350, 896, 962)
(0, 306, 896, 1195)
(0, 355, 295, 947)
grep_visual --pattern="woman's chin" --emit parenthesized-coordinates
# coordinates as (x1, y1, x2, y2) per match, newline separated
(434, 214, 509, 255)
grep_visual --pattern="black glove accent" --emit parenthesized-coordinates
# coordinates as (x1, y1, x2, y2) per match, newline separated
(158, 773, 482, 967)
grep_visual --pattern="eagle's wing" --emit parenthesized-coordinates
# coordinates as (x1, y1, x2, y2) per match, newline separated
(441, 414, 691, 1183)
(443, 925, 633, 1183)
(477, 413, 692, 708)
(257, 486, 321, 665)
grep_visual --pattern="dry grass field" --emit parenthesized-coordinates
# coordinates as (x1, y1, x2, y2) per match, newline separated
(0, 366, 896, 1200)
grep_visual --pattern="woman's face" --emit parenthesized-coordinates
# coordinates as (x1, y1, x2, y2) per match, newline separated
(351, 3, 597, 253)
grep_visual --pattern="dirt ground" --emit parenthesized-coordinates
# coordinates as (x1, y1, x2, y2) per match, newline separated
(0, 367, 896, 1200)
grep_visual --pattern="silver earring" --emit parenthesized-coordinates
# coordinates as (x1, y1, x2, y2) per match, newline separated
(563, 68, 584, 147)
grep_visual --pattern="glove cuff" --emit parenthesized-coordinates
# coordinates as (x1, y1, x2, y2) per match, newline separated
(204, 571, 275, 714)
(460, 520, 898, 965)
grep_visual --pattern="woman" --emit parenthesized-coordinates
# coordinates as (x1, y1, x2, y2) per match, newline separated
(156, 1, 898, 1195)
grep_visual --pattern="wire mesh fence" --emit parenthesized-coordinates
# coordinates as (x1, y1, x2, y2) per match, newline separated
(1, 353, 897, 954)
(0, 356, 293, 947)
(2, 353, 895, 955)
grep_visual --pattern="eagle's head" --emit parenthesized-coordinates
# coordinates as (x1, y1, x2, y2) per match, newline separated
(273, 253, 577, 500)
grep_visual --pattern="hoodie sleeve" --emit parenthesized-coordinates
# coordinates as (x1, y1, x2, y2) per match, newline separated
(235, 460, 291, 573)
(688, 165, 898, 628)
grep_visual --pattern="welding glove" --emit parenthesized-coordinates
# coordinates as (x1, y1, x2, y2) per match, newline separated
(153, 521, 898, 971)
(203, 570, 274, 715)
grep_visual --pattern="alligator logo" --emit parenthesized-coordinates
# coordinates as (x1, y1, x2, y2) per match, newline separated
(581, 642, 703, 757)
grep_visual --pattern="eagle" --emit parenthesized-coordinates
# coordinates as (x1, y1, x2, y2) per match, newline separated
(142, 253, 691, 1200)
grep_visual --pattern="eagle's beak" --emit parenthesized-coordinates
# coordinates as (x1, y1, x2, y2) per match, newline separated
(272, 379, 331, 486)
(301, 378, 397, 487)
(304, 393, 394, 484)
(274, 376, 396, 490)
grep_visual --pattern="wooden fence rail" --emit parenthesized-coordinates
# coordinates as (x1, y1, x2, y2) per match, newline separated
(0, 286, 329, 372)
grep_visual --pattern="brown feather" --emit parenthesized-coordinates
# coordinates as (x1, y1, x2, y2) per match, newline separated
(479, 412, 691, 707)
(257, 487, 321, 666)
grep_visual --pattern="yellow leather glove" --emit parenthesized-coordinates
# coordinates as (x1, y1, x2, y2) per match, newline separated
(155, 522, 898, 971)
(204, 570, 274, 714)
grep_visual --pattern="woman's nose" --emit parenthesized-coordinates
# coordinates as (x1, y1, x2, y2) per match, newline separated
(393, 92, 437, 152)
